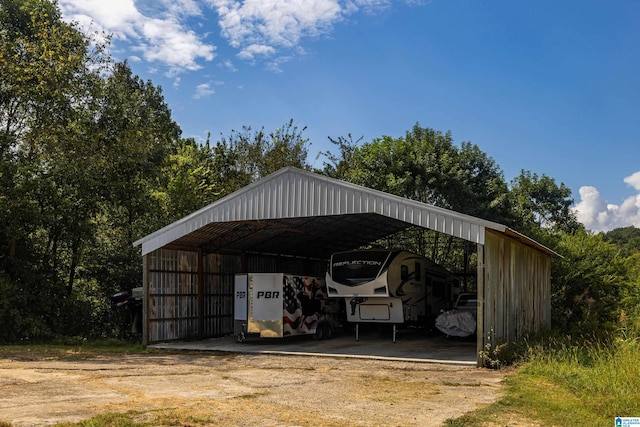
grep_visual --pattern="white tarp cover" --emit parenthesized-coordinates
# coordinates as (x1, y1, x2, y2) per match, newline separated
(435, 310, 477, 337)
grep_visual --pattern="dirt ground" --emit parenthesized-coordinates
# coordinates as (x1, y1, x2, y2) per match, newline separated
(0, 349, 507, 427)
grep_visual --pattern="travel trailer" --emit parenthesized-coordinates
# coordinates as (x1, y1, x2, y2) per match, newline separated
(234, 273, 342, 341)
(325, 249, 457, 329)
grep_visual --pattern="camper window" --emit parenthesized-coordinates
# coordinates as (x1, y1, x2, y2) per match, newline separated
(401, 265, 408, 280)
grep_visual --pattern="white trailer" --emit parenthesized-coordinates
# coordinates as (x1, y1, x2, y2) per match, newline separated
(325, 249, 457, 331)
(234, 273, 341, 341)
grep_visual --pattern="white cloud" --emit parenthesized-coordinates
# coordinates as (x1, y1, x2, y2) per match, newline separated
(207, 0, 397, 61)
(194, 83, 215, 98)
(59, 0, 416, 72)
(209, 0, 341, 50)
(573, 171, 640, 232)
(624, 171, 640, 190)
(220, 59, 237, 71)
(59, 0, 215, 73)
(237, 44, 276, 60)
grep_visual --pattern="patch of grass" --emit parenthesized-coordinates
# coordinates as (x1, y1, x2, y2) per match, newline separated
(233, 392, 263, 400)
(54, 413, 144, 427)
(356, 376, 441, 404)
(146, 409, 217, 426)
(523, 336, 640, 420)
(53, 409, 218, 427)
(0, 340, 154, 361)
(441, 381, 482, 387)
(0, 421, 14, 427)
(446, 335, 640, 427)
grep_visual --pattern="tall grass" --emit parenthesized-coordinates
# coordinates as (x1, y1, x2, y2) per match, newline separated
(447, 322, 640, 427)
(522, 333, 640, 422)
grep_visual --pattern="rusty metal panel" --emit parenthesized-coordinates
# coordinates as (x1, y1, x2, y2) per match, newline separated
(145, 251, 239, 342)
(147, 248, 199, 342)
(202, 253, 239, 338)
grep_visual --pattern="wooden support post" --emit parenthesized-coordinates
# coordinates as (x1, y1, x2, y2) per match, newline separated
(198, 249, 204, 339)
(142, 254, 149, 347)
(476, 243, 485, 368)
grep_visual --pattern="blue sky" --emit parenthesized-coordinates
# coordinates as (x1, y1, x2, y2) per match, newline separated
(59, 0, 640, 232)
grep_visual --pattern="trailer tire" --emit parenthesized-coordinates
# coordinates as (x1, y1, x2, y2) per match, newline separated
(322, 324, 333, 340)
(313, 324, 325, 341)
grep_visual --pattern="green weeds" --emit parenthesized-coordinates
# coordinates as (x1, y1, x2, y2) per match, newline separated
(448, 328, 640, 426)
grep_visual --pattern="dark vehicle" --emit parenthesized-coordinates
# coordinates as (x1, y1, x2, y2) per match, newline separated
(110, 287, 143, 334)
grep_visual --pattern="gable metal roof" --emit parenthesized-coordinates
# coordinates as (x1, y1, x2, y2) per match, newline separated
(134, 167, 557, 258)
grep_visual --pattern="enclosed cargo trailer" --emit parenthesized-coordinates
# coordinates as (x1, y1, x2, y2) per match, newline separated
(234, 273, 342, 341)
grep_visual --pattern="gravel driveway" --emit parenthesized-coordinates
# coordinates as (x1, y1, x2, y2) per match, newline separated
(0, 349, 506, 426)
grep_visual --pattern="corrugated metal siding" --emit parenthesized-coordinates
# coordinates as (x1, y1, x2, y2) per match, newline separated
(202, 253, 238, 338)
(136, 168, 505, 256)
(145, 249, 328, 342)
(148, 249, 199, 342)
(483, 230, 551, 346)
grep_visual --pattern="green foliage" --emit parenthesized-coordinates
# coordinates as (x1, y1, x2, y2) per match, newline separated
(0, 0, 313, 343)
(54, 413, 144, 427)
(95, 61, 181, 241)
(509, 170, 581, 239)
(604, 226, 640, 257)
(0, 0, 179, 342)
(341, 123, 510, 222)
(449, 331, 640, 426)
(319, 133, 362, 179)
(158, 138, 219, 220)
(552, 231, 632, 335)
(523, 335, 640, 423)
(212, 118, 311, 197)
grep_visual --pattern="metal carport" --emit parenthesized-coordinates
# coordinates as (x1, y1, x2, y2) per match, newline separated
(134, 167, 559, 365)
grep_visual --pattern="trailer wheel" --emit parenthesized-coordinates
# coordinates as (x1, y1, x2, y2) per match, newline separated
(322, 324, 333, 340)
(313, 324, 325, 341)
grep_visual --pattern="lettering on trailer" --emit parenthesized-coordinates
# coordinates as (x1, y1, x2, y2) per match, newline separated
(235, 291, 246, 299)
(333, 260, 382, 267)
(256, 291, 280, 299)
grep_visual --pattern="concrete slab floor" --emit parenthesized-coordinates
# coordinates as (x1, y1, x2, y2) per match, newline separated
(149, 328, 478, 366)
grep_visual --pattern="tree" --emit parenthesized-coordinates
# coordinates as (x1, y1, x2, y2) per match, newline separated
(336, 124, 510, 220)
(318, 133, 362, 179)
(552, 231, 631, 335)
(260, 119, 309, 176)
(0, 0, 110, 340)
(95, 61, 181, 244)
(508, 170, 581, 241)
(80, 61, 181, 303)
(603, 226, 640, 257)
(160, 137, 220, 221)
(211, 119, 312, 197)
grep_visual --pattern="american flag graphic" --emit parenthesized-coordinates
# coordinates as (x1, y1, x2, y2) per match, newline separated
(283, 275, 325, 336)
